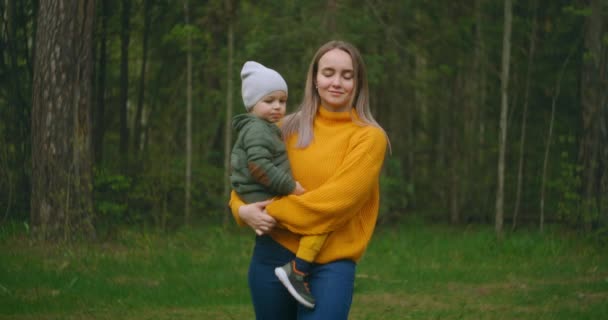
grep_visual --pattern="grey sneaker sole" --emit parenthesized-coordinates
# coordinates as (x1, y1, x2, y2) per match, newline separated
(274, 266, 315, 309)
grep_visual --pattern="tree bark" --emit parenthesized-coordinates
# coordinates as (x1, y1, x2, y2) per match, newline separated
(512, 0, 537, 231)
(31, 0, 96, 241)
(324, 0, 337, 33)
(134, 0, 151, 156)
(449, 72, 464, 225)
(119, 0, 131, 170)
(578, 0, 607, 230)
(496, 0, 512, 240)
(93, 0, 108, 164)
(475, 0, 489, 221)
(223, 0, 234, 224)
(184, 0, 192, 225)
(1, 149, 13, 223)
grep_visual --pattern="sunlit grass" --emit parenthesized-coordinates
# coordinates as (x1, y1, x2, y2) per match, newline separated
(1, 222, 606, 319)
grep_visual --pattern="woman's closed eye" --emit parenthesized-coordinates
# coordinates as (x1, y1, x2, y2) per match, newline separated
(321, 69, 335, 77)
(321, 69, 353, 80)
(342, 71, 353, 80)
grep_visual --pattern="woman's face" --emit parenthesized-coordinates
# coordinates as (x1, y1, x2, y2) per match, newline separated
(315, 48, 355, 112)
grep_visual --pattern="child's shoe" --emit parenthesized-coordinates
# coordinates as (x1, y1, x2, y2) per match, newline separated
(274, 261, 315, 308)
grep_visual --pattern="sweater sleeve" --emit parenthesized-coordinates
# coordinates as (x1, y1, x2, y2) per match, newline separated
(243, 126, 296, 196)
(229, 189, 246, 226)
(266, 127, 387, 235)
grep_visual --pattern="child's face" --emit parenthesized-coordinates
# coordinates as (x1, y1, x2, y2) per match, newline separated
(251, 91, 287, 123)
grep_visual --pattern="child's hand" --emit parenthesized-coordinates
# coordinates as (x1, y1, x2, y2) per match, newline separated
(292, 181, 306, 195)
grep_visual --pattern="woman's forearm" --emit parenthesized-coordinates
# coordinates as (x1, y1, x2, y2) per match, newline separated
(267, 128, 387, 234)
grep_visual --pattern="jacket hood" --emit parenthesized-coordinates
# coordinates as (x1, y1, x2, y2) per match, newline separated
(232, 113, 259, 131)
(233, 113, 282, 136)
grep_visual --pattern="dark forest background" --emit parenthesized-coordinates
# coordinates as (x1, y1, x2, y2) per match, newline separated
(0, 0, 606, 242)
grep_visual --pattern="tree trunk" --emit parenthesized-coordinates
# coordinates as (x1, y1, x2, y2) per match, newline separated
(119, 0, 131, 170)
(1, 149, 13, 223)
(495, 0, 512, 240)
(31, 0, 96, 241)
(324, 0, 337, 33)
(512, 0, 537, 231)
(134, 0, 151, 157)
(449, 73, 463, 225)
(184, 0, 192, 225)
(223, 0, 234, 224)
(475, 0, 489, 222)
(578, 0, 607, 231)
(413, 8, 428, 211)
(93, 0, 108, 164)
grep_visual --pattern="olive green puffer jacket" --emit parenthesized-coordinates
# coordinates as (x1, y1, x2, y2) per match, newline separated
(230, 114, 296, 203)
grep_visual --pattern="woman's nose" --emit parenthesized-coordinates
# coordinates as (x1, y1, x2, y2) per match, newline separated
(330, 75, 341, 86)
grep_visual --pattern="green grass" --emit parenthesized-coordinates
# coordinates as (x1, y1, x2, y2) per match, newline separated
(0, 223, 606, 319)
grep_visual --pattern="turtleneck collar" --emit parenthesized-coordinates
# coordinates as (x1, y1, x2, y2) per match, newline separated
(318, 105, 359, 123)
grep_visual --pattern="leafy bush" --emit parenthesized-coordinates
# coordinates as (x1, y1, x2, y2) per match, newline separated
(93, 168, 131, 228)
(379, 158, 412, 224)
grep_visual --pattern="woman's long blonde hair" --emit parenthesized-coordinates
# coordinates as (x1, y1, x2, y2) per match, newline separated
(281, 40, 388, 148)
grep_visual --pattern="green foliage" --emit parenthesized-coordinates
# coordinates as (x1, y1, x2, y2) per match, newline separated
(128, 165, 180, 228)
(549, 133, 607, 239)
(191, 164, 225, 218)
(379, 158, 412, 224)
(1, 0, 605, 235)
(562, 5, 593, 17)
(0, 221, 28, 242)
(94, 168, 131, 224)
(579, 198, 603, 231)
(551, 135, 582, 226)
(93, 151, 226, 232)
(163, 23, 206, 51)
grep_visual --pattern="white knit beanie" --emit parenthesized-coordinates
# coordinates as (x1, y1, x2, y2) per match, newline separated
(240, 61, 288, 111)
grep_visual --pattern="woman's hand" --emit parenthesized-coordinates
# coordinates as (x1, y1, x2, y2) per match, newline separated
(238, 200, 276, 235)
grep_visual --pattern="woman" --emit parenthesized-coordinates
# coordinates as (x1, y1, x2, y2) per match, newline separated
(229, 40, 389, 320)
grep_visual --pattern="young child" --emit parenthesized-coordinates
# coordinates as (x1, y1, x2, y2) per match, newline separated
(230, 61, 327, 309)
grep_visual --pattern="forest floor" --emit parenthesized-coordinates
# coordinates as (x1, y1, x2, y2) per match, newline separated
(1, 222, 607, 319)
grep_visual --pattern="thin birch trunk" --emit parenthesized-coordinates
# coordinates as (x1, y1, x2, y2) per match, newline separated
(475, 0, 489, 220)
(119, 0, 131, 171)
(134, 0, 151, 156)
(496, 0, 512, 240)
(512, 1, 538, 231)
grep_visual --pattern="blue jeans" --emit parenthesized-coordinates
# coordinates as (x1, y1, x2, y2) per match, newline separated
(248, 235, 356, 320)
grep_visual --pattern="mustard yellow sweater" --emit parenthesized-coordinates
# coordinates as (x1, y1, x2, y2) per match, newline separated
(230, 106, 387, 264)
